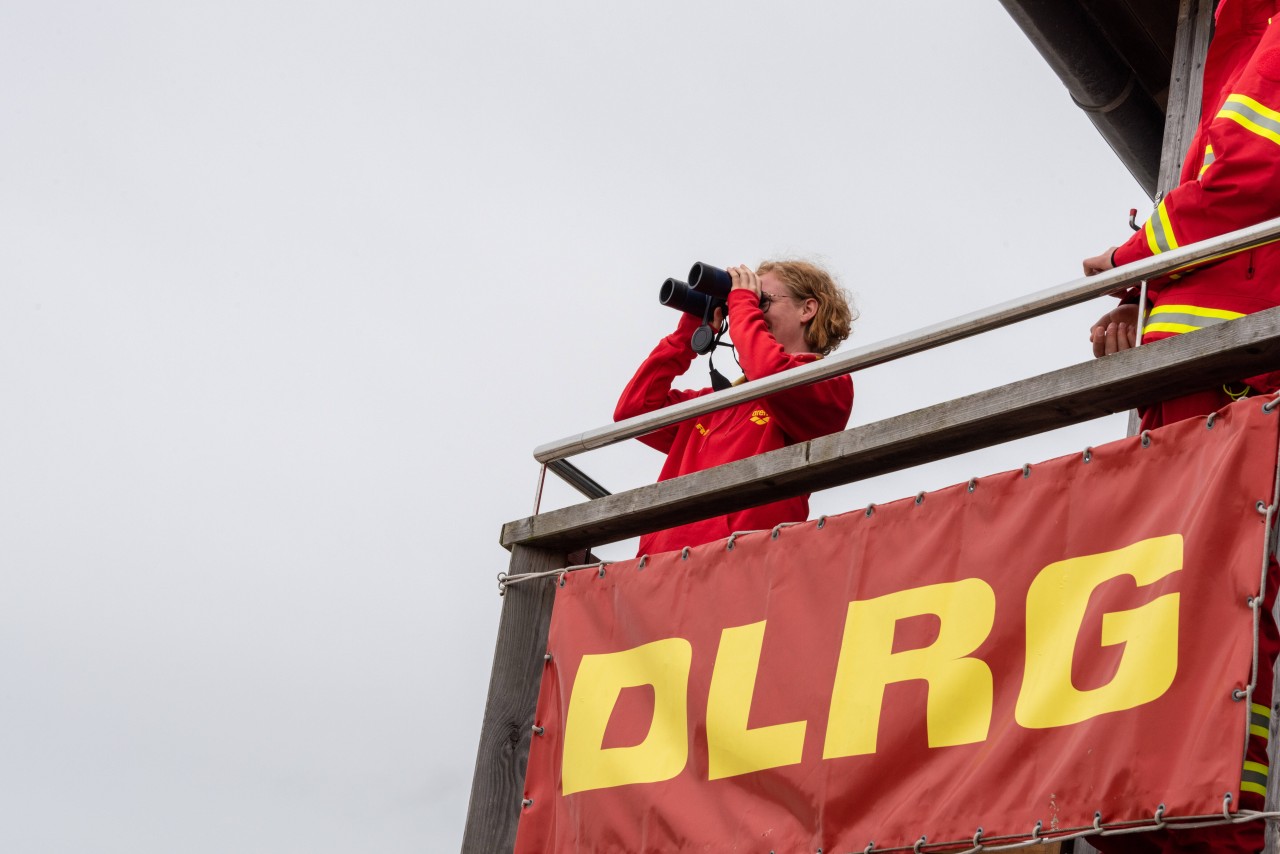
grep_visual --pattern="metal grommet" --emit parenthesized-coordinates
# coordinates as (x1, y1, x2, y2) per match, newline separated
(914, 492, 925, 505)
(1021, 464, 1031, 478)
(680, 547, 691, 560)
(1141, 430, 1151, 448)
(1206, 412, 1217, 429)
(1083, 447, 1093, 463)
(967, 478, 977, 493)
(532, 725, 545, 735)
(1233, 688, 1247, 701)
(1248, 595, 1257, 608)
(544, 652, 553, 662)
(522, 798, 534, 808)
(1257, 500, 1269, 515)
(816, 515, 827, 529)
(865, 503, 875, 517)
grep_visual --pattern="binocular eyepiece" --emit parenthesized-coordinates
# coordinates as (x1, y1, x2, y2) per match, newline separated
(657, 262, 733, 354)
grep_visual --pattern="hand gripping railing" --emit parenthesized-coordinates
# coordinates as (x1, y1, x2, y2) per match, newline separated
(536, 216, 1280, 497)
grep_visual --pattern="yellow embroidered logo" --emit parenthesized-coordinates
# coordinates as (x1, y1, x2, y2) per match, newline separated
(750, 409, 769, 426)
(695, 422, 708, 436)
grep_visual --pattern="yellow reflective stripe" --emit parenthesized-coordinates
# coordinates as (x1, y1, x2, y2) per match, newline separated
(1243, 780, 1269, 796)
(1244, 759, 1269, 775)
(1150, 304, 1245, 321)
(1218, 93, 1280, 147)
(1145, 322, 1201, 335)
(1252, 724, 1270, 738)
(1144, 199, 1180, 254)
(1200, 143, 1215, 177)
(1251, 703, 1269, 716)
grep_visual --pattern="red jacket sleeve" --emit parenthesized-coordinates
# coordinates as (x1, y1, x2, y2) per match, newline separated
(727, 290, 853, 442)
(614, 312, 712, 453)
(1114, 20, 1280, 270)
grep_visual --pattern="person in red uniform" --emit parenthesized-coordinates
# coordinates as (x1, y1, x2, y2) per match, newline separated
(615, 260, 854, 557)
(1086, 0, 1280, 430)
(1083, 3, 1280, 850)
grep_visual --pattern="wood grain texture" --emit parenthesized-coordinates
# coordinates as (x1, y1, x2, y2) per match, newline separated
(461, 545, 571, 854)
(504, 306, 1280, 551)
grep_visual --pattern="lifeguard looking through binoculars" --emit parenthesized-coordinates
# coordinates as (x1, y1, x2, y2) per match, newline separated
(615, 261, 856, 557)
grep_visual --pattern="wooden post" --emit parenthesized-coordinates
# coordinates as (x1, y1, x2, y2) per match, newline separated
(461, 544, 571, 854)
(1125, 0, 1215, 437)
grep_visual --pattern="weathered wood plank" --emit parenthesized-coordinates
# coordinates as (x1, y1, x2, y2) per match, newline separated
(462, 545, 573, 854)
(503, 306, 1280, 551)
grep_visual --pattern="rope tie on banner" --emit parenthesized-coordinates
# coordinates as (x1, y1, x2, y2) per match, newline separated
(680, 546, 691, 560)
(1263, 391, 1280, 413)
(1030, 819, 1042, 840)
(1153, 803, 1166, 829)
(817, 515, 827, 529)
(771, 521, 804, 540)
(865, 503, 876, 517)
(1083, 447, 1093, 463)
(915, 491, 926, 505)
(967, 478, 978, 492)
(971, 827, 984, 850)
(1093, 811, 1104, 831)
(1140, 430, 1151, 448)
(913, 836, 927, 853)
(1021, 464, 1031, 478)
(1223, 792, 1233, 820)
(496, 560, 608, 595)
(1207, 412, 1218, 429)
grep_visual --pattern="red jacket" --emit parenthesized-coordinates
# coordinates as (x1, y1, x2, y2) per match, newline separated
(1115, 0, 1280, 395)
(615, 289, 853, 556)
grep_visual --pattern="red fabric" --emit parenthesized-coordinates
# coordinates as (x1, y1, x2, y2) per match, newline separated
(1113, 2, 1280, 393)
(615, 289, 853, 556)
(515, 398, 1280, 854)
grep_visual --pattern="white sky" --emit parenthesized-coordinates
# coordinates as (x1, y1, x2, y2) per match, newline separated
(0, 2, 1147, 851)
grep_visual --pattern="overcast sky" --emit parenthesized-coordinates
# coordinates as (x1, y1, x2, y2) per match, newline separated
(0, 2, 1146, 851)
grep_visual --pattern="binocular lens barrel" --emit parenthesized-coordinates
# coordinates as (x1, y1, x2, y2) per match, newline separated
(658, 278, 714, 318)
(687, 262, 732, 299)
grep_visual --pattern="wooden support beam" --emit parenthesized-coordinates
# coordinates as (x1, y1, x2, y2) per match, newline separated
(462, 545, 572, 853)
(503, 305, 1280, 552)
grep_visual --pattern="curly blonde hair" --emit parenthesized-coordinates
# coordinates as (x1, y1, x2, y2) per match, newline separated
(756, 260, 856, 356)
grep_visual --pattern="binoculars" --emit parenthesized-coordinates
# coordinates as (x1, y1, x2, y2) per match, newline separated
(658, 262, 732, 354)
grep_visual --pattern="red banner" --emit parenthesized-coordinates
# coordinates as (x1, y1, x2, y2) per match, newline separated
(515, 398, 1280, 853)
